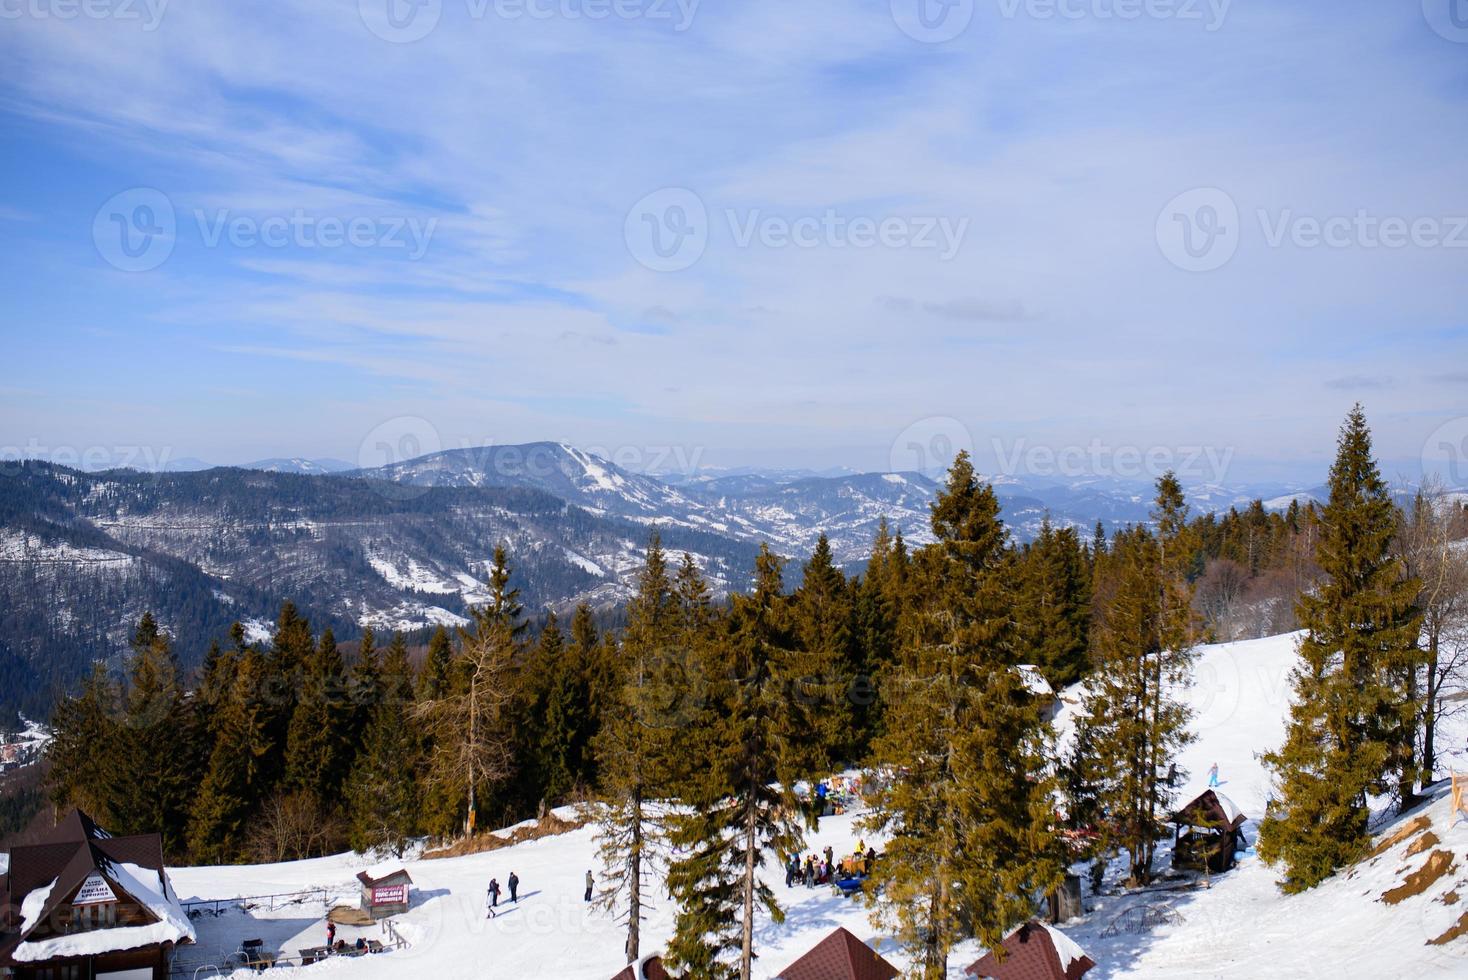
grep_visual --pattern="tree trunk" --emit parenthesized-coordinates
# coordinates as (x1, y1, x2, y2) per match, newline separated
(466, 674, 477, 838)
(627, 787, 642, 963)
(740, 790, 757, 980)
(1423, 632, 1440, 784)
(1400, 661, 1419, 813)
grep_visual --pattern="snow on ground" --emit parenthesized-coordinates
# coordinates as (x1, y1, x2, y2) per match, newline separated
(0, 529, 136, 565)
(164, 632, 1468, 978)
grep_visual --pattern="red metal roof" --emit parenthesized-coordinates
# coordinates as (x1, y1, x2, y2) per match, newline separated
(964, 922, 1095, 980)
(776, 927, 900, 980)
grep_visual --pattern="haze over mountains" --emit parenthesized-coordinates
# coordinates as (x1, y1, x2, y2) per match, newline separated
(0, 440, 1325, 719)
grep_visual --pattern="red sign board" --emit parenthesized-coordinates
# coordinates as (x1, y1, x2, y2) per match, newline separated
(371, 884, 408, 905)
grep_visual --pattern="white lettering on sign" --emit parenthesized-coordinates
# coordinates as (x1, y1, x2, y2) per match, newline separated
(371, 884, 408, 905)
(74, 872, 117, 906)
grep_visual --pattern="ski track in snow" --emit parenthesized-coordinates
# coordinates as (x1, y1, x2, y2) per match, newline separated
(163, 633, 1468, 978)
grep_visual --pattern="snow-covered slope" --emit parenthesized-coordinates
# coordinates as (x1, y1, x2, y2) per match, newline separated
(159, 632, 1468, 978)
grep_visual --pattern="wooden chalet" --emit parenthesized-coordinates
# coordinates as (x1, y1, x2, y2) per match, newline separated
(0, 809, 195, 979)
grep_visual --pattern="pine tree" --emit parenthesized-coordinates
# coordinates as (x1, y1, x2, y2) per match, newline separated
(666, 544, 820, 980)
(1080, 473, 1200, 886)
(532, 612, 579, 804)
(569, 603, 605, 788)
(189, 647, 277, 862)
(346, 626, 381, 750)
(595, 533, 678, 965)
(418, 546, 523, 839)
(283, 628, 352, 805)
(113, 614, 199, 857)
(347, 632, 420, 856)
(852, 520, 902, 748)
(789, 534, 855, 761)
(1016, 518, 1093, 686)
(416, 625, 454, 702)
(862, 452, 1061, 977)
(1259, 406, 1423, 891)
(263, 602, 315, 758)
(46, 664, 121, 826)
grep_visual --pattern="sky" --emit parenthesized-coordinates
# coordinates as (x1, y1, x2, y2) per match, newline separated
(1, 0, 1466, 488)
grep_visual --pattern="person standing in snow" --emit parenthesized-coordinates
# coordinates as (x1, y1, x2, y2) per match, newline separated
(1208, 762, 1220, 787)
(584, 869, 594, 902)
(508, 871, 520, 903)
(326, 920, 335, 947)
(487, 878, 501, 916)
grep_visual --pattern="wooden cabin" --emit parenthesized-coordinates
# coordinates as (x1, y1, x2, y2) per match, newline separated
(1170, 789, 1248, 873)
(356, 867, 413, 920)
(0, 809, 194, 979)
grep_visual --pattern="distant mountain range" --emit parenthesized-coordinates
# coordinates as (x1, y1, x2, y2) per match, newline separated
(0, 441, 1327, 719)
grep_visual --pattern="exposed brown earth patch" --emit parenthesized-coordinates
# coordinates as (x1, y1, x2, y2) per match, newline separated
(1383, 850, 1456, 906)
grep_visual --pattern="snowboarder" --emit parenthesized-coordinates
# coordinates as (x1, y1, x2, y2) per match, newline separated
(508, 871, 519, 903)
(584, 869, 594, 902)
(1208, 762, 1221, 787)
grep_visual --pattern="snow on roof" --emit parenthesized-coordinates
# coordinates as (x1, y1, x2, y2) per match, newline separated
(1213, 791, 1244, 827)
(1040, 923, 1088, 973)
(19, 877, 58, 933)
(12, 920, 192, 962)
(11, 861, 194, 963)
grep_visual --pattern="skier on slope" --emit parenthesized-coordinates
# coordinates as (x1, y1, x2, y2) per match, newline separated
(508, 871, 520, 903)
(584, 869, 594, 903)
(486, 878, 501, 918)
(1208, 762, 1221, 787)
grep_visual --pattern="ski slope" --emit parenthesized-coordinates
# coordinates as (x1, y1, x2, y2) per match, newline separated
(165, 632, 1468, 978)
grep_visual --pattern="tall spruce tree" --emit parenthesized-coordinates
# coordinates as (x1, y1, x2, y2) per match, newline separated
(283, 628, 352, 805)
(114, 614, 198, 857)
(46, 664, 121, 826)
(1082, 473, 1197, 886)
(862, 452, 1061, 977)
(347, 632, 420, 856)
(418, 546, 524, 838)
(1016, 518, 1093, 686)
(346, 626, 380, 750)
(595, 533, 683, 965)
(416, 625, 454, 702)
(790, 534, 856, 762)
(569, 603, 606, 789)
(532, 612, 579, 804)
(1259, 406, 1423, 891)
(189, 646, 277, 862)
(666, 544, 824, 980)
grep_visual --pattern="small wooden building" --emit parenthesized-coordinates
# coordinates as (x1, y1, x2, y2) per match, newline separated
(610, 954, 670, 980)
(356, 867, 413, 920)
(1170, 789, 1248, 873)
(0, 809, 195, 980)
(776, 927, 899, 980)
(965, 921, 1095, 980)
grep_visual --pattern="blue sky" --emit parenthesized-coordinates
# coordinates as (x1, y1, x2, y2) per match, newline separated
(2, 0, 1466, 486)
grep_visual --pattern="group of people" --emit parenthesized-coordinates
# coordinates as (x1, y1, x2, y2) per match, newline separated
(784, 842, 878, 888)
(484, 871, 521, 918)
